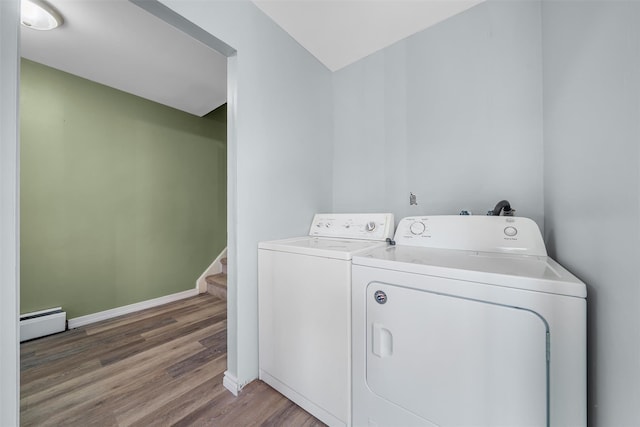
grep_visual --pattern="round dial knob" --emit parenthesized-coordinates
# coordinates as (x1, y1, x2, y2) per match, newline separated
(365, 221, 376, 232)
(504, 226, 518, 237)
(410, 221, 426, 235)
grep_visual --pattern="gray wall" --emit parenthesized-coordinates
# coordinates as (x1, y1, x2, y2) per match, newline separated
(159, 0, 334, 388)
(542, 1, 640, 425)
(333, 1, 544, 226)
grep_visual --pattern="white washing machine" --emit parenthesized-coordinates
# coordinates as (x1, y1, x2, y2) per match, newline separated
(259, 213, 394, 427)
(351, 216, 586, 427)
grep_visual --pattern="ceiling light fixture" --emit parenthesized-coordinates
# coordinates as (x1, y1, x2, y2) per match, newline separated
(21, 0, 63, 31)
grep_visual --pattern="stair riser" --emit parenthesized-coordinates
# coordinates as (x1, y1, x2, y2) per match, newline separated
(207, 283, 227, 301)
(207, 258, 227, 300)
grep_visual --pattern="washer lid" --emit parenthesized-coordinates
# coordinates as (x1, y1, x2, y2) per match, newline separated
(259, 236, 388, 260)
(352, 245, 586, 298)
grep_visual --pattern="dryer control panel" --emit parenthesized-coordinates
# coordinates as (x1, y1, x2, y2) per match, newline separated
(309, 213, 394, 241)
(395, 215, 547, 256)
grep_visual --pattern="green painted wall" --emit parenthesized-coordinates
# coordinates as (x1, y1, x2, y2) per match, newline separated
(20, 59, 226, 318)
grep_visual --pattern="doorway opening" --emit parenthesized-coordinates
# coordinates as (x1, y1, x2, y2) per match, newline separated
(18, 0, 238, 405)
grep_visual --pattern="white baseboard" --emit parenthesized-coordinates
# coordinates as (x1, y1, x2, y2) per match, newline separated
(223, 371, 241, 396)
(259, 370, 342, 426)
(68, 289, 199, 329)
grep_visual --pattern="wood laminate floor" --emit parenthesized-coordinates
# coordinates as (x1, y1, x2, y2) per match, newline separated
(20, 294, 325, 427)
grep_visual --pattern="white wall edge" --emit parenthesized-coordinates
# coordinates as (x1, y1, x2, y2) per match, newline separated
(68, 289, 199, 329)
(225, 50, 240, 393)
(0, 0, 21, 424)
(136, 0, 242, 400)
(223, 371, 240, 396)
(196, 247, 227, 293)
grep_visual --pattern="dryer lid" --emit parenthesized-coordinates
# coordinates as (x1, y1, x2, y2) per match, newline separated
(352, 245, 586, 298)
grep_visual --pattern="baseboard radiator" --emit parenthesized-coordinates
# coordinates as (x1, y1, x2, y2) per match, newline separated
(20, 307, 67, 342)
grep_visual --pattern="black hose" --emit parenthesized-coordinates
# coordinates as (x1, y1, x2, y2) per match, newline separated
(491, 200, 514, 216)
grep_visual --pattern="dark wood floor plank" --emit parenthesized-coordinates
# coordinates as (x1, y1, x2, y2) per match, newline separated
(83, 294, 215, 336)
(166, 344, 225, 379)
(44, 353, 218, 427)
(262, 400, 328, 427)
(20, 327, 87, 359)
(198, 327, 227, 351)
(211, 380, 293, 426)
(20, 293, 325, 427)
(115, 355, 227, 426)
(20, 331, 144, 385)
(20, 358, 102, 399)
(139, 307, 226, 340)
(21, 310, 183, 380)
(170, 378, 240, 427)
(99, 312, 222, 367)
(22, 336, 205, 412)
(129, 373, 226, 427)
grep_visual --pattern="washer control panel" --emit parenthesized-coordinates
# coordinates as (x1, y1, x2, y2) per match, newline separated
(394, 215, 547, 256)
(309, 213, 394, 241)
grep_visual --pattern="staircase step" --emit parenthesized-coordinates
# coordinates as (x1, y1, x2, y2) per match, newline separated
(206, 273, 227, 301)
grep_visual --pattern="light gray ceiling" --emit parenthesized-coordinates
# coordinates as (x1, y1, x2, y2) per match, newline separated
(20, 0, 485, 116)
(20, 0, 227, 117)
(253, 0, 484, 71)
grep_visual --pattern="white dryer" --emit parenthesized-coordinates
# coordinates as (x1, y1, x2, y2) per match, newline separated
(351, 216, 586, 427)
(259, 213, 394, 427)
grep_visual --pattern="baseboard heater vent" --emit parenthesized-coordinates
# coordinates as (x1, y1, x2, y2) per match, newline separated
(20, 307, 67, 342)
